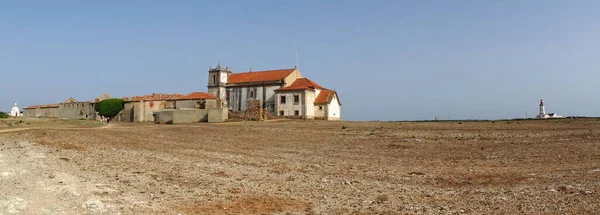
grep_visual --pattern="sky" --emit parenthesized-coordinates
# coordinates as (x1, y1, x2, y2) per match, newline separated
(1, 1, 599, 121)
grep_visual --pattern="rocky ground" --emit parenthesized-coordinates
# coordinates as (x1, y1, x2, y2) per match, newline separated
(0, 118, 599, 214)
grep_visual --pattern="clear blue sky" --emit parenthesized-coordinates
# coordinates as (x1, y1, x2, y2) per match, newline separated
(1, 1, 599, 120)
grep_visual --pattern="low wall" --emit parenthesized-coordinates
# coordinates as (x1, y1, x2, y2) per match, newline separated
(208, 108, 228, 123)
(157, 109, 209, 124)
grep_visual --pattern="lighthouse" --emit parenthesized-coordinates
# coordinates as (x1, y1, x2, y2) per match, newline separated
(539, 99, 546, 116)
(536, 99, 563, 119)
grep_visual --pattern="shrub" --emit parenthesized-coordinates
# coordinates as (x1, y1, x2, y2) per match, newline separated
(342, 125, 347, 130)
(0, 112, 8, 118)
(95, 98, 125, 117)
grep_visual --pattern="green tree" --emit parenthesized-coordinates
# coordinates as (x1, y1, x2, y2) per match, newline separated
(95, 98, 125, 117)
(0, 112, 8, 118)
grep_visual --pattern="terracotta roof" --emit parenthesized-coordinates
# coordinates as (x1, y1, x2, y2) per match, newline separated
(314, 89, 341, 106)
(124, 93, 185, 102)
(227, 68, 296, 84)
(275, 78, 323, 91)
(179, 92, 217, 100)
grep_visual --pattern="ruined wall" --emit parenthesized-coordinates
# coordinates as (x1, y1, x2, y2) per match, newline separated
(120, 102, 138, 122)
(174, 99, 218, 109)
(137, 100, 168, 122)
(23, 109, 35, 117)
(38, 107, 59, 118)
(228, 100, 264, 121)
(58, 102, 95, 120)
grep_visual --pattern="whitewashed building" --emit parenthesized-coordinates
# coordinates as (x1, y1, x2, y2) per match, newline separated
(207, 62, 341, 120)
(274, 78, 341, 120)
(10, 103, 20, 117)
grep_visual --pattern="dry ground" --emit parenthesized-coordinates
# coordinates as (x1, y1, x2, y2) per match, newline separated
(0, 118, 599, 214)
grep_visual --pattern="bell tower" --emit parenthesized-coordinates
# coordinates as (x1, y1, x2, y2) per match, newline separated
(207, 61, 231, 100)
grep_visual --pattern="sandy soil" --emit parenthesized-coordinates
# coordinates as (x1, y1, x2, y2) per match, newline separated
(0, 118, 599, 214)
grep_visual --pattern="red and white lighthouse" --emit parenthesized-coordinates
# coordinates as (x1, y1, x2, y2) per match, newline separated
(539, 99, 546, 116)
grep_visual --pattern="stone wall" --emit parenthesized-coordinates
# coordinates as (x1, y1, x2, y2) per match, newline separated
(156, 109, 210, 124)
(208, 108, 228, 123)
(58, 102, 96, 120)
(228, 100, 266, 121)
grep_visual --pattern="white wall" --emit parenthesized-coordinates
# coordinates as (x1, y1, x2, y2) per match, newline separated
(304, 90, 315, 119)
(276, 91, 303, 117)
(327, 95, 341, 120)
(314, 104, 326, 118)
(220, 71, 228, 83)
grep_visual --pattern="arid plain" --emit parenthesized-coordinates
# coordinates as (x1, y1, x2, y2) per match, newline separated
(0, 118, 599, 214)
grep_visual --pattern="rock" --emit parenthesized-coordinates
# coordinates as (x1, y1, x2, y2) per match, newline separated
(343, 179, 351, 185)
(587, 168, 600, 174)
(82, 199, 106, 214)
(6, 197, 26, 214)
(408, 171, 426, 176)
(495, 196, 508, 201)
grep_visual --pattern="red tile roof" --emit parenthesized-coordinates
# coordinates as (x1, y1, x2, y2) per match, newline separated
(180, 92, 217, 100)
(227, 68, 296, 84)
(275, 78, 323, 91)
(124, 93, 185, 102)
(314, 89, 341, 105)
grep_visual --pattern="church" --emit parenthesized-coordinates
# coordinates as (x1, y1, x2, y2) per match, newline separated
(207, 62, 341, 120)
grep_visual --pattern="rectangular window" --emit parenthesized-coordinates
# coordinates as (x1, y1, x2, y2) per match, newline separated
(319, 106, 323, 110)
(279, 111, 284, 116)
(294, 110, 299, 116)
(280, 96, 286, 104)
(293, 95, 299, 103)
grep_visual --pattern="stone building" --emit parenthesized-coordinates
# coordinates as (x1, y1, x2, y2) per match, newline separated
(153, 92, 228, 124)
(23, 104, 59, 118)
(207, 62, 341, 120)
(119, 92, 226, 123)
(58, 97, 96, 120)
(120, 93, 185, 122)
(23, 93, 112, 119)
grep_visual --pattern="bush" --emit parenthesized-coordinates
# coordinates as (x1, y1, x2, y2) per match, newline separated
(95, 98, 125, 117)
(0, 112, 8, 118)
(342, 125, 347, 130)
